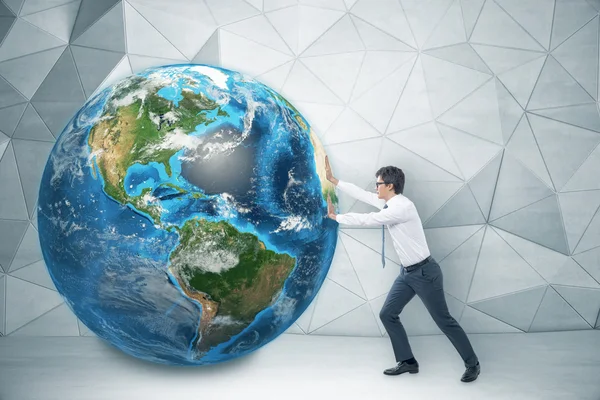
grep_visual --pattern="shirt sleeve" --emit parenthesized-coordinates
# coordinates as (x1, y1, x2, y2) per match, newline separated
(336, 180, 386, 209)
(336, 203, 412, 227)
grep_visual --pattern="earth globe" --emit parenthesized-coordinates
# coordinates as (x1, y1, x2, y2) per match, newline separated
(37, 64, 339, 366)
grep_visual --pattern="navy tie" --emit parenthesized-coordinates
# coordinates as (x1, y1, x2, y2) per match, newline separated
(382, 204, 388, 268)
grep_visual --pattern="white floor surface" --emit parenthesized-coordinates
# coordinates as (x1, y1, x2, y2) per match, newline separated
(0, 330, 599, 400)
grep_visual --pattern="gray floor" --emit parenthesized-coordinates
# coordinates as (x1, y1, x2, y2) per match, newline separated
(0, 331, 599, 400)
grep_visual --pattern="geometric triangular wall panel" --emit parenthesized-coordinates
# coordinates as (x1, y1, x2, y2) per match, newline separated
(401, 0, 452, 49)
(9, 303, 80, 337)
(0, 102, 26, 137)
(326, 236, 367, 299)
(266, 5, 344, 56)
(422, 1, 468, 50)
(528, 114, 600, 192)
(437, 79, 504, 145)
(128, 0, 215, 60)
(205, 0, 260, 26)
(470, 285, 547, 331)
(386, 57, 433, 132)
(573, 246, 600, 284)
(12, 139, 55, 217)
(0, 274, 5, 335)
(467, 226, 546, 303)
(558, 191, 600, 254)
(350, 0, 416, 48)
(0, 143, 29, 221)
(491, 195, 570, 255)
(553, 285, 600, 327)
(552, 17, 598, 101)
(350, 59, 413, 133)
(437, 227, 485, 302)
(0, 45, 65, 99)
(352, 51, 414, 104)
(350, 14, 414, 51)
(505, 116, 553, 189)
(562, 142, 600, 193)
(123, 2, 186, 60)
(307, 278, 365, 333)
(460, 0, 485, 40)
(0, 19, 65, 63)
(223, 14, 293, 57)
(302, 14, 364, 57)
(70, 0, 120, 42)
(494, 227, 598, 289)
(497, 57, 545, 108)
(12, 104, 54, 141)
(458, 306, 522, 333)
(70, 45, 125, 98)
(530, 103, 600, 133)
(72, 1, 124, 52)
(1, 0, 600, 338)
(468, 152, 502, 220)
(489, 153, 553, 221)
(550, 0, 597, 51)
(4, 276, 63, 335)
(437, 123, 502, 181)
(528, 56, 595, 110)
(424, 224, 484, 262)
(425, 184, 486, 228)
(529, 286, 590, 332)
(310, 302, 381, 337)
(8, 223, 42, 273)
(575, 208, 600, 255)
(494, 0, 554, 51)
(420, 54, 491, 117)
(10, 260, 56, 291)
(386, 122, 461, 178)
(21, 1, 80, 43)
(471, 0, 544, 51)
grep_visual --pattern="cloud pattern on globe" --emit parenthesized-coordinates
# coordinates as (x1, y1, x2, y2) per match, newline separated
(38, 65, 338, 366)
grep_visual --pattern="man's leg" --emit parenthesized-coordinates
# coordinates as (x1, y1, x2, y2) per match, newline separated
(413, 260, 479, 370)
(379, 270, 416, 364)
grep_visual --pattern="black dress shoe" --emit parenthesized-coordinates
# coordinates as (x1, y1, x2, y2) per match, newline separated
(383, 361, 419, 376)
(461, 362, 480, 382)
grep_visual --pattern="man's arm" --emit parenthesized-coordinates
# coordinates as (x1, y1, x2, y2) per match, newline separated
(327, 196, 412, 227)
(337, 206, 411, 227)
(325, 156, 384, 209)
(337, 180, 385, 209)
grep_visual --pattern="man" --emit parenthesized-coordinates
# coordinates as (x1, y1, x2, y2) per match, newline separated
(324, 156, 480, 383)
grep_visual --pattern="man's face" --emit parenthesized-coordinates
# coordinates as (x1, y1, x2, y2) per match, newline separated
(376, 175, 393, 198)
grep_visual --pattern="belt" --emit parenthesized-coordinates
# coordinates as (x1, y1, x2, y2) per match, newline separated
(404, 256, 432, 272)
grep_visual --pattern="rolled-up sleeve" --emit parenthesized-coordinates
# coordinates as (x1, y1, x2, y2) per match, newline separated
(336, 203, 411, 227)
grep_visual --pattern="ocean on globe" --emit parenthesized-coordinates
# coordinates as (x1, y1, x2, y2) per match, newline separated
(37, 64, 339, 366)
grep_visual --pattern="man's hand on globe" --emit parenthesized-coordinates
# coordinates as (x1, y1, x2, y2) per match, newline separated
(327, 194, 337, 221)
(325, 156, 339, 186)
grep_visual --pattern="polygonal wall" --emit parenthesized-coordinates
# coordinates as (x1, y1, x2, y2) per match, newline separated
(1, 0, 599, 338)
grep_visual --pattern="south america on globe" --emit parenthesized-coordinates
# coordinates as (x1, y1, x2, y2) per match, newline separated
(37, 64, 339, 366)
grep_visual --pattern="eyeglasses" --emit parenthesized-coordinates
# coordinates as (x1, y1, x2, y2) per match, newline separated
(375, 182, 388, 187)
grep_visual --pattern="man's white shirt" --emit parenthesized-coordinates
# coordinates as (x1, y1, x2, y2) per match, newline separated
(335, 180, 431, 267)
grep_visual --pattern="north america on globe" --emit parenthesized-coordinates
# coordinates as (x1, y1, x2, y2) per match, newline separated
(38, 64, 339, 366)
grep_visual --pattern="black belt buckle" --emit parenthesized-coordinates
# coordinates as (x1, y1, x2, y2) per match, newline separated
(405, 256, 431, 272)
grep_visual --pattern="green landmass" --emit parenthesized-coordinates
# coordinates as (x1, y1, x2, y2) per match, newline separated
(88, 79, 221, 223)
(168, 218, 296, 352)
(171, 218, 296, 321)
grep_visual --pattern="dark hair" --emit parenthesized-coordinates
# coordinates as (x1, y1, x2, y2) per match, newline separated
(375, 166, 405, 194)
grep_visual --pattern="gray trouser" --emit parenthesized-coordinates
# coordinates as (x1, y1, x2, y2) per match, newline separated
(379, 257, 478, 368)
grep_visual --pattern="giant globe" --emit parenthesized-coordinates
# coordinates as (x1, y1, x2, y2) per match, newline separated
(38, 65, 338, 366)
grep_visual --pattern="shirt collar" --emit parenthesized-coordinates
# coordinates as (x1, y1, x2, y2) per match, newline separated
(385, 194, 402, 206)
